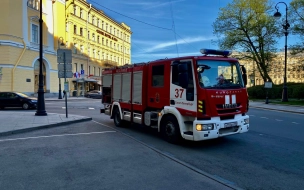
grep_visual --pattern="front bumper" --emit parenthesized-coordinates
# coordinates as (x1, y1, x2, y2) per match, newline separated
(190, 114, 249, 141)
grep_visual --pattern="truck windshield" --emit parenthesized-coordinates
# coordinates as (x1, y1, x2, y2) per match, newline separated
(197, 60, 244, 89)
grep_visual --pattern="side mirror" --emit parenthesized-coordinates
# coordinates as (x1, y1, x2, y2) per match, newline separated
(242, 73, 247, 86)
(179, 73, 189, 89)
(178, 63, 188, 88)
(178, 63, 188, 72)
(241, 65, 247, 86)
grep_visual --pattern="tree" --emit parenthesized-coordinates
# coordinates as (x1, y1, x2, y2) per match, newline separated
(289, 0, 304, 55)
(212, 0, 281, 82)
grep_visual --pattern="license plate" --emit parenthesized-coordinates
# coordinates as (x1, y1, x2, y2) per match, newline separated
(224, 122, 237, 128)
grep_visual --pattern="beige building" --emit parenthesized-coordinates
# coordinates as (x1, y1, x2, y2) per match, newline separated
(0, 0, 132, 97)
(238, 52, 304, 87)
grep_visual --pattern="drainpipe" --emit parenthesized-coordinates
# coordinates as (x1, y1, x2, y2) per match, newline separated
(86, 4, 92, 94)
(11, 39, 26, 91)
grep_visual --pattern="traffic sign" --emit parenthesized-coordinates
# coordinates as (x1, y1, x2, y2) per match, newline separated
(57, 49, 72, 63)
(58, 71, 73, 78)
(58, 63, 72, 71)
(81, 69, 84, 74)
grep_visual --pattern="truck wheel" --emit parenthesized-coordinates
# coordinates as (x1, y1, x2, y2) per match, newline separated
(113, 108, 123, 127)
(161, 115, 181, 144)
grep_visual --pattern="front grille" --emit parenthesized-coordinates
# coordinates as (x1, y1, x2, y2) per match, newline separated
(216, 103, 241, 114)
(220, 115, 235, 120)
(219, 126, 239, 134)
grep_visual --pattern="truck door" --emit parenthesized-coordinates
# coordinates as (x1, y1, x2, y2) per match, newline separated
(170, 60, 197, 117)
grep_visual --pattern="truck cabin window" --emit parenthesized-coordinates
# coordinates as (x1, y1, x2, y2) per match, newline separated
(197, 60, 244, 89)
(152, 65, 164, 87)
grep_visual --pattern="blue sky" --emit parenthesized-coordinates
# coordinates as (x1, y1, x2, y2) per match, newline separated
(88, 0, 295, 63)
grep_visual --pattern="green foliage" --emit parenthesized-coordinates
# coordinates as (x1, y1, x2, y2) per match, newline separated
(292, 85, 304, 99)
(247, 83, 304, 99)
(212, 0, 281, 82)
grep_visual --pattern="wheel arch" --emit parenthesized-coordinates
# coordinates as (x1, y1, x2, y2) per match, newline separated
(111, 102, 123, 120)
(158, 106, 186, 137)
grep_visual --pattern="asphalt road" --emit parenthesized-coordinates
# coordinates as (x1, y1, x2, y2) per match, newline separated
(1, 99, 303, 190)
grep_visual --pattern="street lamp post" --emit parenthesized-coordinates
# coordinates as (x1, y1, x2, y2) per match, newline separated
(35, 0, 47, 116)
(57, 37, 65, 99)
(274, 2, 290, 102)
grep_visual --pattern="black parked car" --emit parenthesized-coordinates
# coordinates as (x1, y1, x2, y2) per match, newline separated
(84, 90, 102, 99)
(0, 92, 37, 110)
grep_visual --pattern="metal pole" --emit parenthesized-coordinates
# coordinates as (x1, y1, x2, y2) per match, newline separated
(58, 39, 62, 99)
(35, 0, 47, 116)
(64, 52, 68, 118)
(274, 2, 289, 102)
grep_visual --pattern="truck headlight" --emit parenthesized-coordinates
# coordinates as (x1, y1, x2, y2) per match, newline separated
(244, 118, 249, 125)
(196, 124, 214, 131)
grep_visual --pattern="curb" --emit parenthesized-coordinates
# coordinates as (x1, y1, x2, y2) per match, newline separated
(249, 106, 304, 115)
(0, 117, 92, 137)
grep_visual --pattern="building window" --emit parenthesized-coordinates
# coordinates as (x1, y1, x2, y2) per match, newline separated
(92, 33, 95, 41)
(31, 24, 38, 43)
(80, 45, 84, 54)
(73, 5, 77, 15)
(87, 13, 90, 22)
(99, 68, 101, 76)
(102, 52, 105, 60)
(97, 19, 100, 27)
(88, 47, 90, 57)
(80, 27, 83, 36)
(93, 67, 95, 76)
(66, 23, 68, 32)
(102, 38, 104, 45)
(110, 26, 112, 34)
(27, 0, 39, 10)
(92, 16, 95, 24)
(106, 24, 108, 32)
(88, 31, 90, 39)
(106, 40, 108, 46)
(89, 66, 91, 75)
(114, 28, 116, 36)
(73, 43, 77, 54)
(97, 36, 100, 43)
(74, 63, 78, 72)
(80, 9, 83, 18)
(102, 21, 104, 29)
(93, 49, 96, 58)
(74, 25, 77, 34)
(81, 64, 83, 70)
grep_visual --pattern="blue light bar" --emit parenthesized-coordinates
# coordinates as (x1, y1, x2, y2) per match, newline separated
(200, 49, 232, 57)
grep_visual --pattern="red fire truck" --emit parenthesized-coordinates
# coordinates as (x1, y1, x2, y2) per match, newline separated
(101, 49, 249, 143)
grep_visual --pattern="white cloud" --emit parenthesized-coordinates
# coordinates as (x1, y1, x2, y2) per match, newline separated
(134, 36, 215, 53)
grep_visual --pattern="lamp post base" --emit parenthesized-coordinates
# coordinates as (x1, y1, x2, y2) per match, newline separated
(282, 86, 288, 102)
(58, 90, 62, 99)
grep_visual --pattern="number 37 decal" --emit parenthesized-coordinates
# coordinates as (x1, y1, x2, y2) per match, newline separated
(175, 88, 184, 98)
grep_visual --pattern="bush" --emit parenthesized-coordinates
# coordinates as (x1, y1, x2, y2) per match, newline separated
(247, 83, 304, 99)
(292, 86, 304, 99)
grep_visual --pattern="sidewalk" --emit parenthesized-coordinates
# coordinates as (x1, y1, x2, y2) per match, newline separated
(249, 100, 304, 114)
(0, 111, 91, 136)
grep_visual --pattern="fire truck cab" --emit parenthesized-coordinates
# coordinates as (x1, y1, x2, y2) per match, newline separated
(101, 49, 249, 143)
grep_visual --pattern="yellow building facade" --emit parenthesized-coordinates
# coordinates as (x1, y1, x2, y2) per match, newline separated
(0, 0, 132, 97)
(239, 53, 304, 87)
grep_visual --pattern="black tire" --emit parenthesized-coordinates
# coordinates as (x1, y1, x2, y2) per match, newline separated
(161, 115, 182, 144)
(113, 107, 123, 127)
(22, 103, 30, 110)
